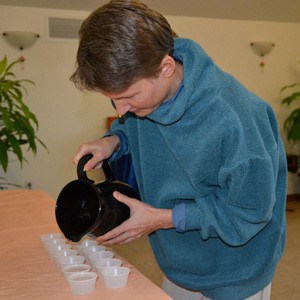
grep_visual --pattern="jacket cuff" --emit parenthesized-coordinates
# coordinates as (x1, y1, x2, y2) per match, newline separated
(172, 203, 186, 233)
(184, 201, 205, 231)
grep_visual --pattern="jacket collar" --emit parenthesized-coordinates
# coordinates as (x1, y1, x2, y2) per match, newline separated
(146, 38, 220, 125)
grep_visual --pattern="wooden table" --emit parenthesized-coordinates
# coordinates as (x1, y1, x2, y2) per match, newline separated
(0, 190, 171, 300)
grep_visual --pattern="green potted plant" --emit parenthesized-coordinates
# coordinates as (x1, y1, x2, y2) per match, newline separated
(280, 65, 300, 174)
(0, 55, 47, 188)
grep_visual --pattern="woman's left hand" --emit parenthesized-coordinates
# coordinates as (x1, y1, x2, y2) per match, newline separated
(96, 191, 173, 245)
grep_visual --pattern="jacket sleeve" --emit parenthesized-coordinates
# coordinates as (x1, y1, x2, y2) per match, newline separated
(183, 123, 286, 246)
(103, 117, 130, 161)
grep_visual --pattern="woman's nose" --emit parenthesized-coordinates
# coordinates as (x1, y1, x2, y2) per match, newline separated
(114, 101, 131, 116)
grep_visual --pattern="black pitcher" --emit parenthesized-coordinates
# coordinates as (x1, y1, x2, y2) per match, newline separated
(55, 154, 140, 242)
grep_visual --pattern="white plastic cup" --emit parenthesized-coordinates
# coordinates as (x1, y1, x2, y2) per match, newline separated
(52, 249, 79, 265)
(46, 243, 72, 257)
(74, 239, 99, 255)
(43, 238, 67, 251)
(82, 245, 106, 264)
(93, 258, 122, 277)
(57, 255, 85, 269)
(53, 248, 78, 257)
(61, 264, 91, 279)
(101, 267, 131, 288)
(88, 251, 114, 267)
(43, 237, 65, 246)
(82, 245, 106, 258)
(67, 271, 98, 295)
(41, 233, 62, 242)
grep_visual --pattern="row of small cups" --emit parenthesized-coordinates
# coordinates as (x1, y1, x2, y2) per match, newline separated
(41, 234, 112, 269)
(41, 233, 131, 294)
(68, 239, 131, 290)
(62, 262, 131, 291)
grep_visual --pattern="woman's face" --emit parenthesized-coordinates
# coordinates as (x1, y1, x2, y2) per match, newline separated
(103, 72, 172, 117)
(102, 55, 181, 118)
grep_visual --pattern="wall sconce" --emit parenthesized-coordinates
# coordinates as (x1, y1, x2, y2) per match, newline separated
(2, 31, 40, 68)
(2, 31, 40, 50)
(250, 41, 275, 72)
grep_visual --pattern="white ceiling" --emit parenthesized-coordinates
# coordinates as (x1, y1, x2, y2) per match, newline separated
(0, 0, 300, 23)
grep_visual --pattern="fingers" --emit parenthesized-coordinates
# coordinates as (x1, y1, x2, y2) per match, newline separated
(117, 236, 136, 245)
(96, 193, 157, 246)
(72, 136, 120, 171)
(73, 151, 102, 172)
(97, 227, 142, 246)
(96, 223, 129, 245)
(84, 156, 103, 172)
(95, 193, 140, 246)
(113, 191, 138, 206)
(73, 144, 91, 165)
(72, 142, 104, 172)
(99, 232, 132, 246)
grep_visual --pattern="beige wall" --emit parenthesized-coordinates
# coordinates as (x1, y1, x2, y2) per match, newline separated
(0, 5, 299, 198)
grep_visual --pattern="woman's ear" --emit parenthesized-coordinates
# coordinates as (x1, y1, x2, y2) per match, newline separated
(160, 55, 176, 78)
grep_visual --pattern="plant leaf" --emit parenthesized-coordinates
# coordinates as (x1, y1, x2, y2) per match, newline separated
(283, 108, 300, 142)
(0, 56, 7, 76)
(35, 136, 48, 151)
(280, 83, 300, 93)
(6, 134, 23, 163)
(281, 92, 300, 106)
(4, 59, 21, 77)
(0, 141, 8, 172)
(0, 107, 13, 130)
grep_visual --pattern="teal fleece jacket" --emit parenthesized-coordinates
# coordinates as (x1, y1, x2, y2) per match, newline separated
(106, 38, 287, 299)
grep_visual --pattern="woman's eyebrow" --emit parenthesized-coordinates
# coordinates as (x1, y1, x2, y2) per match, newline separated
(113, 93, 137, 100)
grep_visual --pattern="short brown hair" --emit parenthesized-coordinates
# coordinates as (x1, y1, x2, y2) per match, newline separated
(70, 0, 174, 93)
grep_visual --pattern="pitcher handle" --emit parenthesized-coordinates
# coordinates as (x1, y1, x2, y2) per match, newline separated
(77, 153, 115, 182)
(77, 153, 94, 182)
(102, 160, 115, 182)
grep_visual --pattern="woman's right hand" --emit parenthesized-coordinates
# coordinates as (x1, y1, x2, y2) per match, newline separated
(73, 135, 120, 172)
